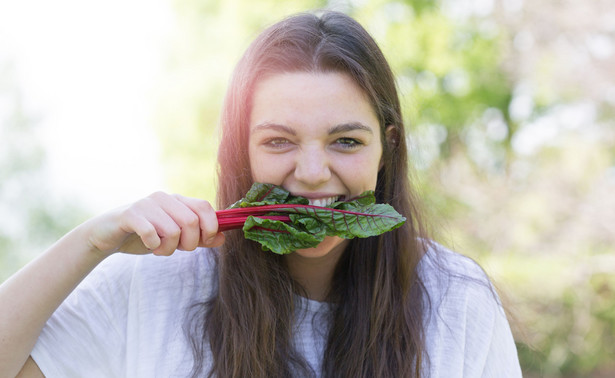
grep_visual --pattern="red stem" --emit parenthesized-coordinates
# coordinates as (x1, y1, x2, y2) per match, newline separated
(215, 200, 393, 232)
(216, 213, 291, 232)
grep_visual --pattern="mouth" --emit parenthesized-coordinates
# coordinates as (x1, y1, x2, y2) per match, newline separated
(307, 196, 341, 207)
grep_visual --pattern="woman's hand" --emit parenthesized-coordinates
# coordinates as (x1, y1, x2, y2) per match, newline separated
(85, 192, 225, 258)
(0, 192, 225, 376)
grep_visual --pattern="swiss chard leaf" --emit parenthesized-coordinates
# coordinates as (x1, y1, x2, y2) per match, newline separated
(243, 216, 326, 255)
(224, 183, 406, 255)
(229, 183, 308, 208)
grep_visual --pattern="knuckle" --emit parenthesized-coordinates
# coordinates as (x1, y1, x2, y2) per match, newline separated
(183, 213, 200, 228)
(203, 200, 214, 210)
(169, 227, 181, 240)
(120, 206, 136, 220)
(119, 207, 143, 227)
(197, 200, 214, 213)
(142, 225, 158, 239)
(160, 224, 181, 240)
(133, 197, 155, 212)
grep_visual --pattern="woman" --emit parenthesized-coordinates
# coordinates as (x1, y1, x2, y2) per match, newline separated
(1, 11, 521, 377)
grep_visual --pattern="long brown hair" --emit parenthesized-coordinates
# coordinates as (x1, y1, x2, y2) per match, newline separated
(188, 11, 431, 377)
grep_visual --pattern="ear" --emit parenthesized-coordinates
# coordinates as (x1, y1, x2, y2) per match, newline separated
(385, 125, 398, 147)
(379, 125, 398, 170)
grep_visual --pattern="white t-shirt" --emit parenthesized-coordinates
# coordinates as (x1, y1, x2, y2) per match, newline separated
(31, 244, 522, 377)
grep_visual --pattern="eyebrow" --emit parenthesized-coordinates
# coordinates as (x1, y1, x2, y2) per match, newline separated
(251, 122, 374, 135)
(251, 123, 297, 135)
(328, 122, 374, 135)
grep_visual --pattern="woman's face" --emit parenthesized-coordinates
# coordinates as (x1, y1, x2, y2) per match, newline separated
(248, 71, 383, 260)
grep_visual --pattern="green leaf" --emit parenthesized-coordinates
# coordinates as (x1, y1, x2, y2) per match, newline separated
(231, 183, 406, 255)
(229, 183, 308, 208)
(243, 216, 326, 255)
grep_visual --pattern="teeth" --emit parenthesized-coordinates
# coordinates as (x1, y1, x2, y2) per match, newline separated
(308, 196, 339, 207)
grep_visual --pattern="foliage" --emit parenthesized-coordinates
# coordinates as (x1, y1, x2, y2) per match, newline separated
(433, 129, 615, 376)
(220, 183, 405, 254)
(152, 0, 615, 376)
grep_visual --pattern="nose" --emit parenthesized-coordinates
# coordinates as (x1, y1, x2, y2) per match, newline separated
(294, 146, 331, 186)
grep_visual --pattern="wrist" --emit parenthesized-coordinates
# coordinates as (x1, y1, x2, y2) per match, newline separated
(71, 220, 116, 264)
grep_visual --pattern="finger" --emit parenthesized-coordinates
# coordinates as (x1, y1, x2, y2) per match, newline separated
(132, 196, 183, 256)
(173, 195, 219, 245)
(125, 213, 161, 251)
(149, 192, 201, 252)
(200, 232, 225, 248)
(151, 216, 181, 256)
(118, 207, 161, 252)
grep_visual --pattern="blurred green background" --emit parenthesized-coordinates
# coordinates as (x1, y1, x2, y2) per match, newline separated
(1, 0, 614, 376)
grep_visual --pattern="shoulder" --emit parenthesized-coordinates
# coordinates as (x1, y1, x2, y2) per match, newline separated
(417, 242, 497, 309)
(417, 242, 522, 377)
(417, 241, 502, 325)
(418, 242, 490, 287)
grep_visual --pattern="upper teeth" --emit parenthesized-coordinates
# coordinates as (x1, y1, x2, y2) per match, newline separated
(309, 196, 339, 207)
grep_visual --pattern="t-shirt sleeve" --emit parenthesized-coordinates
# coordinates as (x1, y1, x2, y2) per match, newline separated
(459, 274, 521, 378)
(420, 248, 522, 378)
(476, 295, 522, 378)
(31, 253, 139, 378)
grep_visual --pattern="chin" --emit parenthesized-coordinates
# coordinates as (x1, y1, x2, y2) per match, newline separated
(293, 236, 349, 259)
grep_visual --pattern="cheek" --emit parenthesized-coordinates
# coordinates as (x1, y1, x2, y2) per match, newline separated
(337, 153, 381, 189)
(249, 150, 289, 184)
(248, 145, 264, 182)
(355, 169, 379, 191)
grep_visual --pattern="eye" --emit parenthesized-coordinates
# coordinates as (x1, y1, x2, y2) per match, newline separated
(263, 137, 291, 149)
(335, 137, 363, 150)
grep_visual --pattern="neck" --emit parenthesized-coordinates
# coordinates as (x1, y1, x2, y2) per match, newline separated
(284, 241, 347, 302)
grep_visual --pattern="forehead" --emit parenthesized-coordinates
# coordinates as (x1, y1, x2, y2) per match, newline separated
(249, 71, 379, 134)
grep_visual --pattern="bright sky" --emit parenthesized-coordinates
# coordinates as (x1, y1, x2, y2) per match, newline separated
(0, 0, 175, 213)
